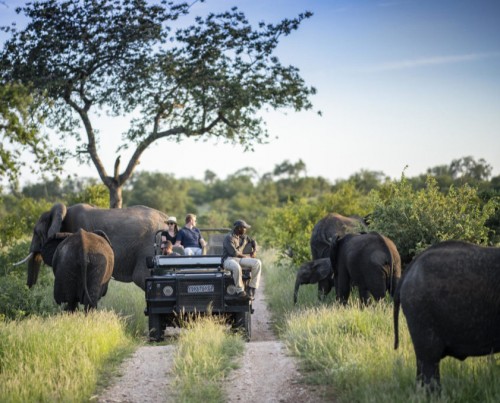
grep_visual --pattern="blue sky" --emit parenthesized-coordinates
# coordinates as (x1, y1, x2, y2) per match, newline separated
(1, 0, 499, 185)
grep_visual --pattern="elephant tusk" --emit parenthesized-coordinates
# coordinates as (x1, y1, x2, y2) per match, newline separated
(13, 252, 33, 266)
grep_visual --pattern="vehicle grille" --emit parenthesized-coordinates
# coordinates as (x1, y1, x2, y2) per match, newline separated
(178, 278, 224, 312)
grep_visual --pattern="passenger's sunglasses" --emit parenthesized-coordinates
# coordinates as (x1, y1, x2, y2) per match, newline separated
(167, 222, 175, 225)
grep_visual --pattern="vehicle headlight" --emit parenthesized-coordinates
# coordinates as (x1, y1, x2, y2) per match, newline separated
(226, 284, 237, 295)
(162, 285, 174, 297)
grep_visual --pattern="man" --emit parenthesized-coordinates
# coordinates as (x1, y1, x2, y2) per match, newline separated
(222, 220, 262, 299)
(175, 214, 207, 255)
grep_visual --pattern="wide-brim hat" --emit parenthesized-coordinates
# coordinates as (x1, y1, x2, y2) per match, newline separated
(233, 219, 251, 229)
(165, 216, 177, 224)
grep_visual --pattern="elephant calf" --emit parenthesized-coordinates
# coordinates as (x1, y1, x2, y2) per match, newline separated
(43, 229, 114, 311)
(330, 231, 401, 305)
(293, 258, 332, 304)
(394, 240, 500, 391)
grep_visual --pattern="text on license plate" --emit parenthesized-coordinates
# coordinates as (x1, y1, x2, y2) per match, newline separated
(187, 284, 215, 293)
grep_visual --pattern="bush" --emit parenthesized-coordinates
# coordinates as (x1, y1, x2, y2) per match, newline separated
(369, 175, 498, 265)
(260, 182, 370, 266)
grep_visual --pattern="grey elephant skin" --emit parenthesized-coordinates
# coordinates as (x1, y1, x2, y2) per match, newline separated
(293, 258, 332, 304)
(330, 232, 401, 305)
(394, 240, 500, 391)
(43, 229, 114, 311)
(26, 203, 167, 290)
(310, 213, 367, 260)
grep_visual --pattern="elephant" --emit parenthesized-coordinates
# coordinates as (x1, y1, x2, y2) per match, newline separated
(329, 231, 401, 305)
(310, 213, 367, 260)
(293, 258, 332, 304)
(42, 229, 114, 311)
(394, 240, 500, 391)
(18, 203, 167, 291)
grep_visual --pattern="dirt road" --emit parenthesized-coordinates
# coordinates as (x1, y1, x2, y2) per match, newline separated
(97, 277, 326, 402)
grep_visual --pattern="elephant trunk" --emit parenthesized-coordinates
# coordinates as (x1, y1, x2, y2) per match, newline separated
(27, 252, 43, 288)
(293, 276, 302, 305)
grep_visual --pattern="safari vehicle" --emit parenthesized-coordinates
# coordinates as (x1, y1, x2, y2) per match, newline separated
(144, 229, 253, 342)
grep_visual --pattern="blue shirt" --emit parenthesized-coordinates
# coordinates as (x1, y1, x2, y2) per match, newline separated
(177, 227, 204, 248)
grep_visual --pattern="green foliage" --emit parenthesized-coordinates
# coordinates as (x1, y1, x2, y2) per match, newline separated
(260, 182, 370, 265)
(0, 311, 133, 402)
(0, 82, 62, 185)
(369, 175, 498, 264)
(0, 197, 52, 248)
(0, 273, 59, 319)
(66, 183, 110, 208)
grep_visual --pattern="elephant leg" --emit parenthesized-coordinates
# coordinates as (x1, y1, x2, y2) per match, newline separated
(132, 264, 148, 291)
(416, 358, 441, 392)
(358, 286, 370, 305)
(65, 300, 78, 312)
(318, 278, 332, 301)
(336, 274, 350, 305)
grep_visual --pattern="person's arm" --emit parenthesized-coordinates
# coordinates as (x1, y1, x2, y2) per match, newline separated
(174, 230, 184, 248)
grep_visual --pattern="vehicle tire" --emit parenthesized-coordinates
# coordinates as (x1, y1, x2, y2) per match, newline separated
(148, 314, 164, 342)
(232, 307, 251, 341)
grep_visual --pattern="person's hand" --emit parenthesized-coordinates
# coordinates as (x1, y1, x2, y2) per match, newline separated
(250, 251, 256, 258)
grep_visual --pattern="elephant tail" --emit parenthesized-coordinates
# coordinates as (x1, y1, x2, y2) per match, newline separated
(393, 283, 401, 350)
(80, 230, 94, 308)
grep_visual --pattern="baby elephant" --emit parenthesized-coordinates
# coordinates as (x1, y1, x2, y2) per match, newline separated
(293, 258, 333, 304)
(43, 229, 114, 311)
(394, 240, 500, 391)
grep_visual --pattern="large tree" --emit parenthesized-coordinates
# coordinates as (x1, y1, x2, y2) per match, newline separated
(0, 0, 315, 208)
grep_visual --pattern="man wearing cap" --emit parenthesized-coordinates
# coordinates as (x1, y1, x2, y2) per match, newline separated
(222, 220, 262, 299)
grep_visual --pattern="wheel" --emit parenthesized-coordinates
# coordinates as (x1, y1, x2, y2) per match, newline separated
(232, 307, 252, 341)
(148, 314, 164, 342)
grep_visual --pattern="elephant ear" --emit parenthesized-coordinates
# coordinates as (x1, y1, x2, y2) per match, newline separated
(309, 258, 333, 283)
(93, 230, 113, 248)
(41, 232, 72, 266)
(47, 203, 67, 240)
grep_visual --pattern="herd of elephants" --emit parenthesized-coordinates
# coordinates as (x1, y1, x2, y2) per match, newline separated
(15, 203, 500, 392)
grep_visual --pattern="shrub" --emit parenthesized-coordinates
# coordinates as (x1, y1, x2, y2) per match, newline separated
(369, 175, 497, 265)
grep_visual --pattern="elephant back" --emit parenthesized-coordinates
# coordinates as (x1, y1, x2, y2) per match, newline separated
(311, 213, 367, 259)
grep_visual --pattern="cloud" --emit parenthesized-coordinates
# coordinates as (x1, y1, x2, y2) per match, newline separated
(362, 52, 500, 72)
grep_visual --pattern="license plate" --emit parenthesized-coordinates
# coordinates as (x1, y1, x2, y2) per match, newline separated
(187, 284, 214, 293)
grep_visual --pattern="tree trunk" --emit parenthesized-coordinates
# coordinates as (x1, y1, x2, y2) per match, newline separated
(108, 183, 123, 209)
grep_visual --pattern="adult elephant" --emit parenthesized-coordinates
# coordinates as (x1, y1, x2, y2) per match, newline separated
(310, 213, 367, 260)
(330, 231, 401, 305)
(394, 240, 500, 391)
(293, 258, 332, 304)
(42, 229, 114, 311)
(19, 203, 167, 290)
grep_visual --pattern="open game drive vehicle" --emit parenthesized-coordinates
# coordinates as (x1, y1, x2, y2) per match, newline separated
(144, 229, 253, 342)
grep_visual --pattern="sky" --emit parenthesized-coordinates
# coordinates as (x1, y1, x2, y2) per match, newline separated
(1, 0, 500, 186)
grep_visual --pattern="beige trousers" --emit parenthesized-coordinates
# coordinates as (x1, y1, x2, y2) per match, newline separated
(223, 257, 262, 292)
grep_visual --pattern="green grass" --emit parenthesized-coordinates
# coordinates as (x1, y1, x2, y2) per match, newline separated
(171, 316, 245, 402)
(0, 311, 134, 403)
(264, 258, 500, 403)
(99, 279, 148, 339)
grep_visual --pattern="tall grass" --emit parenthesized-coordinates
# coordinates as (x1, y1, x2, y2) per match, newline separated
(0, 311, 134, 402)
(171, 316, 245, 402)
(264, 259, 500, 402)
(99, 279, 148, 339)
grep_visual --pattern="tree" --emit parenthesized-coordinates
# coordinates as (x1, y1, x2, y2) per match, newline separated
(0, 82, 61, 186)
(1, 0, 315, 208)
